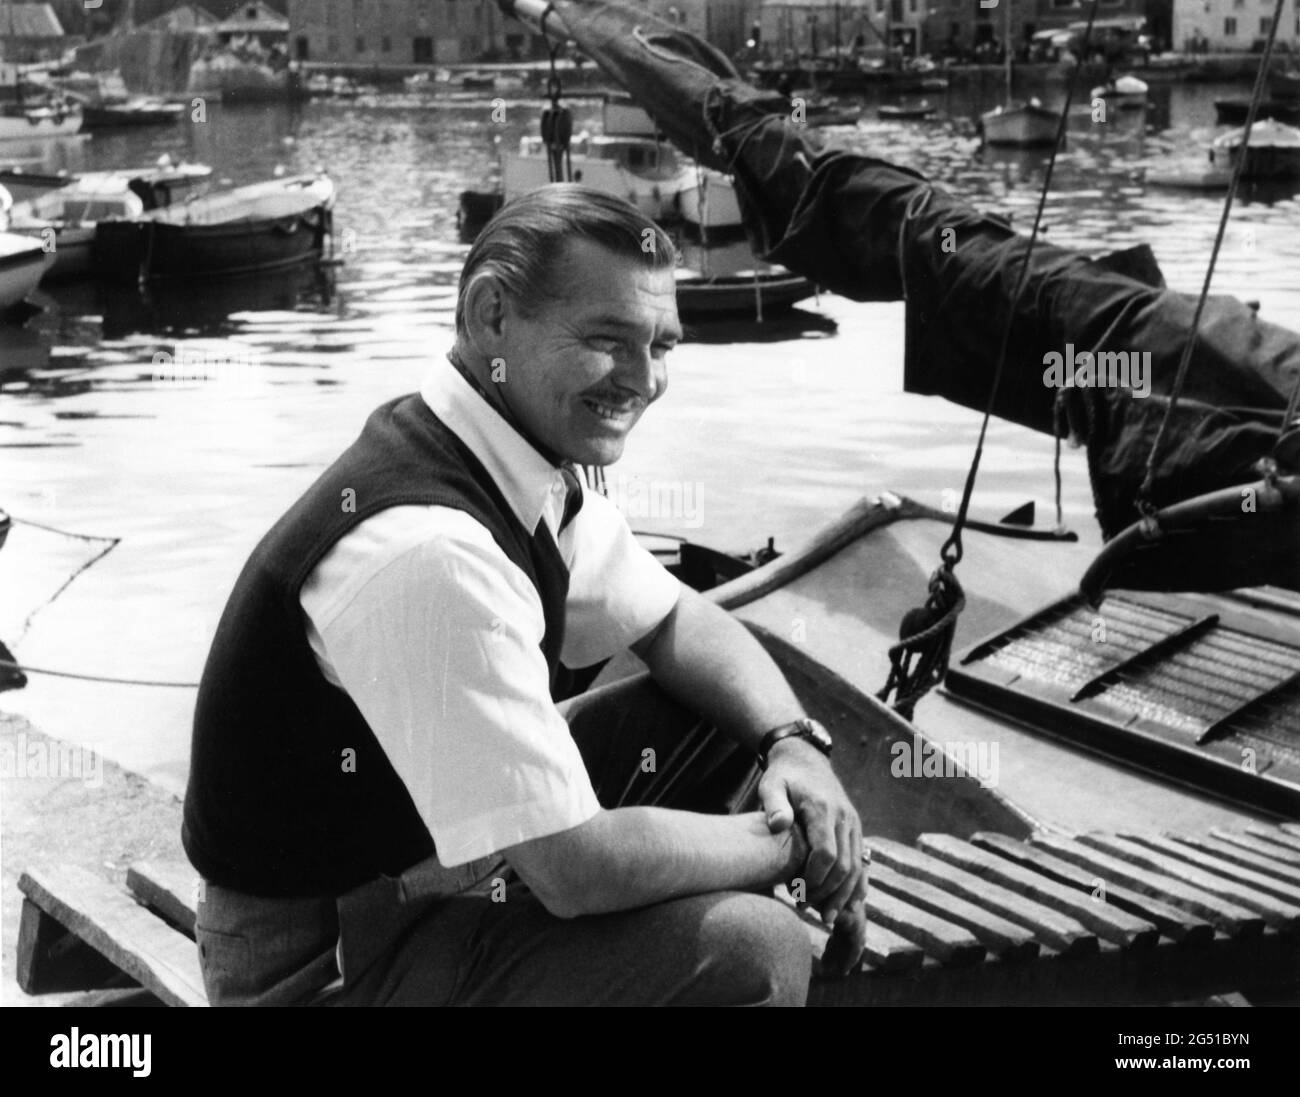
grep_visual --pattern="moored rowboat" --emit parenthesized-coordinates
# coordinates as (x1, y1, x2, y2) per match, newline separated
(92, 173, 336, 283)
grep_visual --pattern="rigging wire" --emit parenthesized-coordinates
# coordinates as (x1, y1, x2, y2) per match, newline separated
(1136, 0, 1289, 513)
(939, 0, 1102, 570)
(877, 2, 1104, 719)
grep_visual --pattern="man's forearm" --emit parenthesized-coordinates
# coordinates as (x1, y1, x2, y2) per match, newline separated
(633, 586, 805, 752)
(507, 807, 803, 918)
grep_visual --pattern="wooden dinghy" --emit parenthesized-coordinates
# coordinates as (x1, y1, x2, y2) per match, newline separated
(92, 174, 335, 283)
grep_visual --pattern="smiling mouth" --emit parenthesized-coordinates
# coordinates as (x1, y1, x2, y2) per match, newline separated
(581, 396, 641, 424)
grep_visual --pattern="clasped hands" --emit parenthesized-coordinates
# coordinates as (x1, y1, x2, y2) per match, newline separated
(761, 738, 868, 978)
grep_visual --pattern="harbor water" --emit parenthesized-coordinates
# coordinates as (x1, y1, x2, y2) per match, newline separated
(1, 80, 1298, 794)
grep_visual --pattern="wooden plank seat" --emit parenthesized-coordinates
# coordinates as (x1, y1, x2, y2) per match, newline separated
(17, 864, 206, 1007)
(16, 824, 1300, 1006)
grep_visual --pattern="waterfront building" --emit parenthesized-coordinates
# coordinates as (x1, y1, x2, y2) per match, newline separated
(759, 0, 1033, 61)
(1171, 0, 1299, 52)
(641, 0, 757, 56)
(760, 1, 879, 56)
(0, 3, 66, 63)
(286, 0, 549, 65)
(213, 0, 288, 47)
(138, 4, 221, 32)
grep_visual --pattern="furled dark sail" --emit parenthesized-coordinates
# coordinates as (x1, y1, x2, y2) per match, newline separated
(499, 1, 1300, 593)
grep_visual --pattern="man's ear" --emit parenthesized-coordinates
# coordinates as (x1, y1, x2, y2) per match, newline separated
(462, 271, 509, 352)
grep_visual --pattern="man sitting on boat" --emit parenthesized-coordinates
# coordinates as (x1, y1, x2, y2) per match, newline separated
(182, 184, 867, 1006)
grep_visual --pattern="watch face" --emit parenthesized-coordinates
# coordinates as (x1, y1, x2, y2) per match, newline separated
(801, 719, 833, 752)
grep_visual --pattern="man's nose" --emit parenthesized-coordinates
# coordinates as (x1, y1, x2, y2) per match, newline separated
(615, 345, 666, 402)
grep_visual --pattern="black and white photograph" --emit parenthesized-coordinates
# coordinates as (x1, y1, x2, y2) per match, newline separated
(0, 0, 1295, 1061)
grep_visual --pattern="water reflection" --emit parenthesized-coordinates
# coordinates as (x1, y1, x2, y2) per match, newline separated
(36, 262, 337, 341)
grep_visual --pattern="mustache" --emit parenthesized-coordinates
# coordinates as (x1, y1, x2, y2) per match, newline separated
(581, 387, 645, 409)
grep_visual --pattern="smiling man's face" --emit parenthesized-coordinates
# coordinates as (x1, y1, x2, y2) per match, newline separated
(475, 237, 681, 467)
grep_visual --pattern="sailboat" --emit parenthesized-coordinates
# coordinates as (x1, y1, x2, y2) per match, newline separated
(978, 7, 1061, 147)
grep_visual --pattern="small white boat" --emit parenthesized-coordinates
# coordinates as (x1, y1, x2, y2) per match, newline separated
(1090, 74, 1149, 110)
(1211, 118, 1300, 180)
(503, 132, 694, 223)
(0, 101, 82, 141)
(0, 227, 51, 314)
(980, 0, 1062, 148)
(979, 101, 1063, 148)
(6, 176, 146, 279)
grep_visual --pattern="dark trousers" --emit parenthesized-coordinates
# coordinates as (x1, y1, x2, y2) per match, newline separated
(194, 673, 812, 1006)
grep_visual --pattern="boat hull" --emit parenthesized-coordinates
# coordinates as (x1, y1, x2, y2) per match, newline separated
(1214, 98, 1300, 125)
(979, 103, 1062, 147)
(878, 106, 937, 121)
(82, 104, 186, 129)
(1211, 145, 1300, 179)
(94, 209, 330, 283)
(0, 110, 83, 141)
(0, 233, 51, 313)
(675, 272, 815, 317)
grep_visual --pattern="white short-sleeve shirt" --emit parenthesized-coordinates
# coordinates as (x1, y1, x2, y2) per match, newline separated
(299, 362, 682, 869)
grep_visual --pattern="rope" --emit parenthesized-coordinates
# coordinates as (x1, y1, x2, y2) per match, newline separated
(876, 565, 965, 722)
(4, 515, 122, 642)
(1137, 0, 1287, 514)
(0, 658, 198, 689)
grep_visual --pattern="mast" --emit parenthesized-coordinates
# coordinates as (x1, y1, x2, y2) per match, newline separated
(1004, 0, 1012, 104)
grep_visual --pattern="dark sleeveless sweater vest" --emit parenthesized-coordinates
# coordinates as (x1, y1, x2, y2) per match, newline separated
(182, 393, 572, 897)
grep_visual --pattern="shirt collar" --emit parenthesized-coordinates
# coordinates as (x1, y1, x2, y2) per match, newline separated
(420, 360, 572, 534)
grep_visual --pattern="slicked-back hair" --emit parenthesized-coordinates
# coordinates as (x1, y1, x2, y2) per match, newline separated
(454, 184, 679, 334)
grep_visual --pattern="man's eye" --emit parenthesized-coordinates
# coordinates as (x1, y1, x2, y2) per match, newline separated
(587, 337, 621, 353)
(652, 343, 676, 358)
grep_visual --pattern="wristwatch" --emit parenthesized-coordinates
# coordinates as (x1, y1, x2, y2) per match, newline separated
(757, 718, 833, 768)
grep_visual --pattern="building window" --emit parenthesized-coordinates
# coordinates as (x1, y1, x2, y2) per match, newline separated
(909, 0, 917, 10)
(355, 36, 365, 52)
(328, 34, 339, 53)
(1224, 16, 1238, 34)
(413, 36, 434, 63)
(1261, 17, 1271, 32)
(876, 0, 884, 13)
(381, 35, 391, 53)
